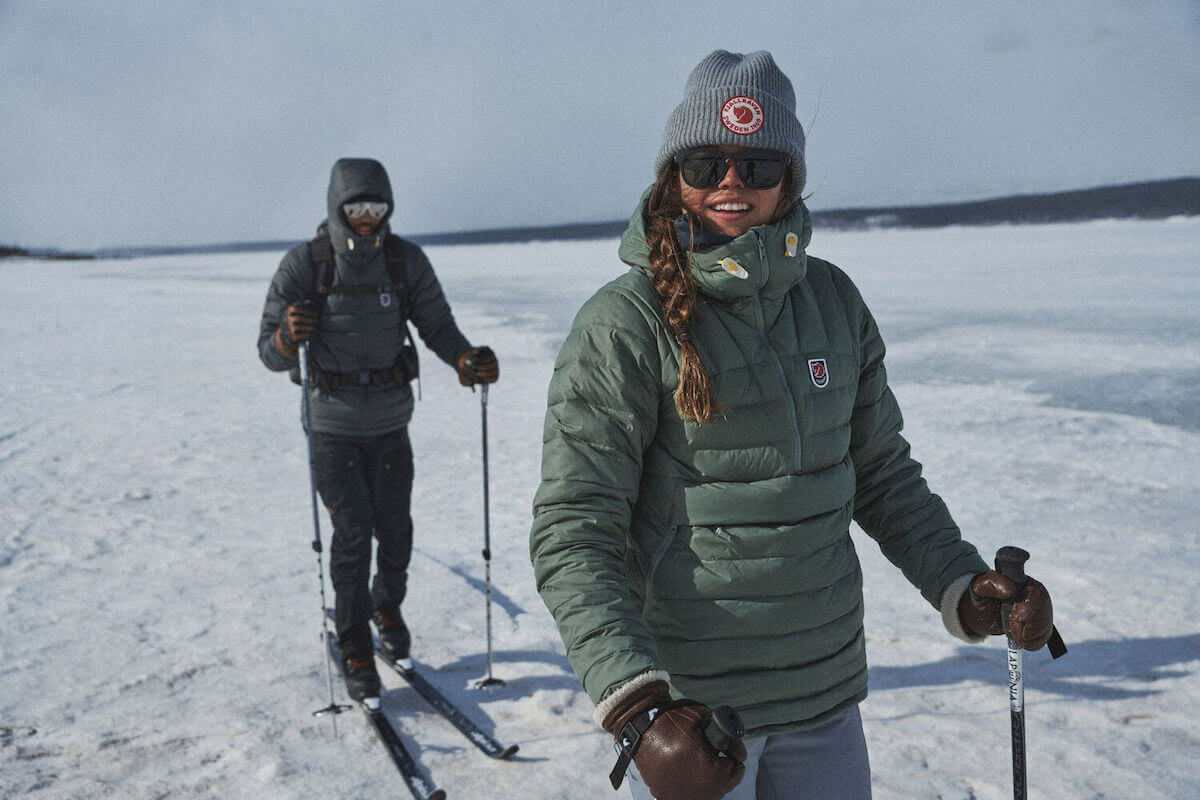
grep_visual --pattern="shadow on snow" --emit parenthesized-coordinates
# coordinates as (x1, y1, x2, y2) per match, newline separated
(869, 633, 1200, 701)
(414, 545, 526, 622)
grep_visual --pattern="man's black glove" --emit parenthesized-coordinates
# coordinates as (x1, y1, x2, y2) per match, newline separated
(280, 303, 317, 345)
(275, 302, 318, 359)
(457, 346, 499, 386)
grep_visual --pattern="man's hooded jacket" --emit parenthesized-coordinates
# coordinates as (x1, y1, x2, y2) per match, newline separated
(258, 158, 470, 436)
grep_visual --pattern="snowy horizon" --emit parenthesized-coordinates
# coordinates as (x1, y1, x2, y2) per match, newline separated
(9, 176, 1198, 258)
(2, 217, 1198, 798)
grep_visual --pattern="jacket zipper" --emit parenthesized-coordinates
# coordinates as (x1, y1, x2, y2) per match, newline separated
(750, 231, 803, 470)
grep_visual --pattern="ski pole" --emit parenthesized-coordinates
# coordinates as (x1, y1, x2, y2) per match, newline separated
(475, 383, 505, 689)
(301, 341, 349, 727)
(995, 546, 1030, 800)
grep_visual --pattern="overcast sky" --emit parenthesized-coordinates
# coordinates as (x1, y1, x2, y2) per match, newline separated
(2, 1, 1198, 250)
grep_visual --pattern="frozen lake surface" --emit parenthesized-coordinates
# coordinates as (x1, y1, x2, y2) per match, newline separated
(2, 216, 1198, 798)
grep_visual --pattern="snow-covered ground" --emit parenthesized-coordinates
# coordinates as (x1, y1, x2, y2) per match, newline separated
(2, 217, 1198, 799)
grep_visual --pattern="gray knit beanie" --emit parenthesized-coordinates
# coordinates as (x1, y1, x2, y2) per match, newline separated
(655, 50, 806, 198)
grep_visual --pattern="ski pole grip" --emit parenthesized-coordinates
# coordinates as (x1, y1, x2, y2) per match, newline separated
(994, 546, 1030, 587)
(704, 705, 745, 753)
(995, 546, 1029, 640)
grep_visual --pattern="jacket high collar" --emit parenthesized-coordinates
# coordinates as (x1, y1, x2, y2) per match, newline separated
(618, 187, 813, 308)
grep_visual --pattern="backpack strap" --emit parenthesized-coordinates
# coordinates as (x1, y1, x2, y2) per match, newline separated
(384, 235, 420, 396)
(383, 234, 410, 317)
(307, 231, 335, 312)
(383, 234, 416, 343)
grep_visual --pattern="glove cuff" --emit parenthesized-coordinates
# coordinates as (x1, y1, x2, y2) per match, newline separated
(594, 670, 672, 729)
(942, 572, 986, 643)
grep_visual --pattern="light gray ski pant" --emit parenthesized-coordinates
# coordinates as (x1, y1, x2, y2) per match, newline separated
(626, 706, 872, 800)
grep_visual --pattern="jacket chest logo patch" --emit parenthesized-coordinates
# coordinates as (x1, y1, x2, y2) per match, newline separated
(380, 292, 393, 308)
(808, 358, 829, 388)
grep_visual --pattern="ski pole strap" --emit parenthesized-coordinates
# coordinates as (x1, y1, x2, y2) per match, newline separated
(608, 699, 702, 790)
(1047, 625, 1068, 659)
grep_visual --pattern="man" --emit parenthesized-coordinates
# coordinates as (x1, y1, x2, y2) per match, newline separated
(259, 157, 498, 702)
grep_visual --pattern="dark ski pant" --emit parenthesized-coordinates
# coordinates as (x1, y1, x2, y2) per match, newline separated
(312, 428, 414, 659)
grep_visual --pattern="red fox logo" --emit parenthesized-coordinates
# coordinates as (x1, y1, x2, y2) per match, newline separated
(808, 358, 828, 388)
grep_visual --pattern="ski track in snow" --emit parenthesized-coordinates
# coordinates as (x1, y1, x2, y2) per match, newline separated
(1, 219, 1198, 798)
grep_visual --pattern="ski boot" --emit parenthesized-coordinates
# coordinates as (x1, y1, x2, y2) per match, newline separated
(374, 609, 412, 664)
(341, 652, 381, 705)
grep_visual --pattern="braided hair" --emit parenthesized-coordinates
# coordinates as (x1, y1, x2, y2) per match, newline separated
(644, 165, 795, 424)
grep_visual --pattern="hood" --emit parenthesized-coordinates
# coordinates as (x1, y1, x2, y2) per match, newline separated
(325, 158, 395, 259)
(618, 186, 812, 305)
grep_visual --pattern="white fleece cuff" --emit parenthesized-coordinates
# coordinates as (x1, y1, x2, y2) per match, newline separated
(592, 669, 672, 726)
(941, 572, 987, 643)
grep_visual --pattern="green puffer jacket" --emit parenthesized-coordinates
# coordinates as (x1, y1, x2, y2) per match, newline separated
(530, 190, 988, 737)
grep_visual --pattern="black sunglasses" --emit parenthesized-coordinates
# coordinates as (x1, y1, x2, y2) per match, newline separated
(673, 149, 791, 190)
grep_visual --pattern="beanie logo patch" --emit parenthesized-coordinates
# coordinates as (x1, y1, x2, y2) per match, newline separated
(721, 96, 764, 135)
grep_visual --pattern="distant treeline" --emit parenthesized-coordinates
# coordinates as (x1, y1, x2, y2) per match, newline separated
(409, 177, 1200, 244)
(378, 176, 1200, 245)
(7, 177, 1197, 260)
(0, 244, 93, 260)
(809, 177, 1200, 230)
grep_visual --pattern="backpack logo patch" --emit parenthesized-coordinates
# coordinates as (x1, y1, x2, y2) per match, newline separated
(380, 292, 392, 308)
(808, 358, 828, 388)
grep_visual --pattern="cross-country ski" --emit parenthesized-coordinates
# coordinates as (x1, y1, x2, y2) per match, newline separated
(326, 630, 446, 800)
(377, 647, 519, 760)
(321, 606, 519, 760)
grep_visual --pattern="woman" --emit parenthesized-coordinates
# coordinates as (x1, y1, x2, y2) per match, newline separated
(530, 51, 1055, 800)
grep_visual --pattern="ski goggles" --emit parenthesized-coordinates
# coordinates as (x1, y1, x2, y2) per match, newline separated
(342, 200, 390, 219)
(673, 149, 791, 190)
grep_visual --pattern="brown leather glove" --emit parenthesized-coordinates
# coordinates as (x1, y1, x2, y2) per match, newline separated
(602, 681, 746, 800)
(456, 346, 499, 386)
(959, 571, 1054, 651)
